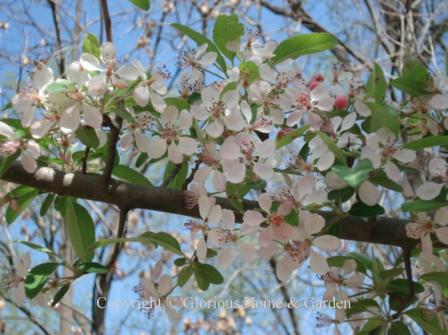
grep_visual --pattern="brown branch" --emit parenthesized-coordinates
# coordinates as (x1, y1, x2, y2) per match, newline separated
(1, 163, 420, 249)
(100, 0, 112, 43)
(47, 0, 64, 74)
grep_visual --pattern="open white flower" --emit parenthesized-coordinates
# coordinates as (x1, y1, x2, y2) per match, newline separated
(146, 106, 197, 163)
(180, 44, 217, 83)
(12, 65, 53, 127)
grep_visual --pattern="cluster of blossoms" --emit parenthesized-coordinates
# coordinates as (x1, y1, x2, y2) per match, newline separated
(2, 23, 448, 332)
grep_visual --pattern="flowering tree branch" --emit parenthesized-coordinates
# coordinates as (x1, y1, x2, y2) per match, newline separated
(1, 163, 417, 249)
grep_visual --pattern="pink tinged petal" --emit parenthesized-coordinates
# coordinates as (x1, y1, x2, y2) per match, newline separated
(310, 85, 329, 100)
(178, 137, 197, 156)
(80, 53, 101, 71)
(255, 139, 275, 158)
(21, 150, 37, 173)
(340, 113, 357, 132)
(168, 143, 183, 164)
(206, 119, 224, 138)
(434, 207, 448, 226)
(217, 248, 234, 269)
(240, 100, 252, 123)
(179, 110, 193, 130)
(158, 275, 172, 296)
(253, 162, 274, 180)
(259, 227, 273, 248)
(199, 195, 211, 220)
(221, 209, 235, 229)
(224, 111, 246, 132)
(258, 193, 272, 213)
(316, 152, 335, 171)
(198, 52, 217, 67)
(26, 141, 40, 158)
(133, 86, 150, 107)
(239, 222, 259, 235)
(32, 66, 53, 92)
(393, 149, 416, 164)
(30, 120, 53, 138)
(197, 237, 208, 262)
(316, 96, 335, 111)
(385, 161, 401, 182)
(134, 131, 150, 152)
(83, 103, 103, 129)
(191, 104, 209, 121)
(354, 100, 371, 117)
(310, 250, 330, 275)
(301, 211, 325, 236)
(222, 90, 239, 109)
(60, 104, 81, 131)
(276, 256, 296, 282)
(243, 210, 265, 226)
(287, 110, 302, 127)
(15, 283, 26, 306)
(213, 171, 226, 192)
(147, 136, 167, 159)
(313, 235, 341, 252)
(164, 303, 180, 321)
(429, 158, 447, 177)
(435, 227, 448, 245)
(0, 121, 14, 138)
(221, 159, 246, 183)
(87, 74, 107, 97)
(67, 62, 89, 86)
(220, 137, 241, 160)
(208, 229, 224, 248)
(358, 181, 380, 206)
(416, 182, 443, 201)
(296, 175, 315, 200)
(259, 242, 280, 260)
(429, 94, 448, 110)
(239, 243, 258, 263)
(116, 64, 140, 81)
(161, 106, 178, 126)
(208, 205, 222, 225)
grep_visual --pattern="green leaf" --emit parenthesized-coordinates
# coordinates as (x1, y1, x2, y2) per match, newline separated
(346, 299, 380, 318)
(332, 159, 373, 188)
(226, 182, 249, 213)
(368, 103, 400, 135)
(163, 161, 189, 190)
(174, 258, 186, 267)
(391, 59, 433, 96)
(271, 33, 337, 64)
(51, 283, 70, 307)
(46, 80, 73, 94)
(404, 136, 448, 150)
(20, 241, 57, 256)
(361, 319, 384, 333)
(177, 266, 193, 287)
(239, 61, 260, 85)
(75, 125, 100, 148)
(370, 171, 403, 192)
(349, 202, 385, 217)
(213, 14, 244, 61)
(421, 272, 448, 286)
(0, 151, 20, 177)
(82, 33, 100, 58)
(402, 200, 445, 212)
(387, 279, 424, 295)
(138, 231, 183, 254)
(328, 187, 355, 203)
(25, 262, 60, 299)
(165, 97, 190, 111)
(64, 201, 95, 262)
(275, 125, 310, 149)
(77, 262, 108, 274)
(171, 23, 227, 73)
(405, 308, 446, 335)
(327, 253, 370, 274)
(366, 63, 387, 102)
(193, 262, 224, 290)
(128, 0, 150, 10)
(40, 193, 55, 216)
(6, 188, 39, 224)
(388, 321, 411, 335)
(112, 165, 152, 186)
(318, 131, 347, 165)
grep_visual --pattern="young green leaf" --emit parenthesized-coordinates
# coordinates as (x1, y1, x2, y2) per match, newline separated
(82, 33, 100, 58)
(112, 165, 152, 186)
(317, 131, 347, 165)
(51, 283, 70, 307)
(177, 266, 193, 287)
(75, 126, 100, 148)
(271, 33, 337, 64)
(213, 14, 244, 61)
(391, 59, 433, 96)
(138, 231, 183, 254)
(404, 135, 448, 150)
(275, 125, 310, 149)
(64, 201, 96, 262)
(128, 0, 150, 11)
(366, 63, 387, 102)
(349, 202, 385, 217)
(332, 159, 374, 188)
(368, 103, 400, 135)
(25, 262, 60, 299)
